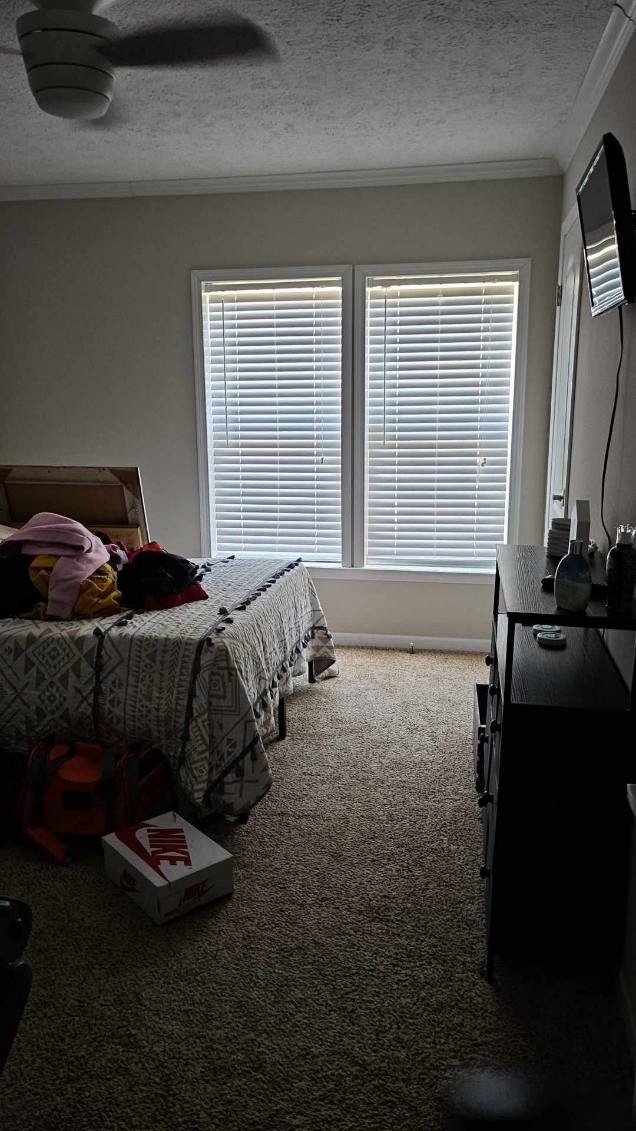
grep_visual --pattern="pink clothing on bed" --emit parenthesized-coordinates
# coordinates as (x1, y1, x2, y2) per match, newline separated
(1, 512, 109, 619)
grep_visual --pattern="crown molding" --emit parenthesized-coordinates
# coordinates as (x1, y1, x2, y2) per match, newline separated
(558, 0, 636, 170)
(1, 4, 632, 202)
(0, 157, 560, 202)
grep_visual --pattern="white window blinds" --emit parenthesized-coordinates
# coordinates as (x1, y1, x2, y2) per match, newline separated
(365, 271, 519, 570)
(200, 276, 343, 562)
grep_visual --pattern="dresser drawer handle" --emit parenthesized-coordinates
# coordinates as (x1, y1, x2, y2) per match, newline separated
(485, 654, 494, 667)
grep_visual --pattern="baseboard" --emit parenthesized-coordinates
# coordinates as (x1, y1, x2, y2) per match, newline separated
(332, 632, 489, 653)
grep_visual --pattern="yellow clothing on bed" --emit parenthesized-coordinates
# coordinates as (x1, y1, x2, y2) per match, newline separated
(29, 555, 121, 618)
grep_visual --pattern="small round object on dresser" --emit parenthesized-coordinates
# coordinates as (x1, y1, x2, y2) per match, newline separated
(532, 623, 558, 637)
(536, 630, 567, 649)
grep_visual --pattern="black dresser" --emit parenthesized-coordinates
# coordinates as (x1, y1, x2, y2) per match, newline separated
(475, 544, 636, 976)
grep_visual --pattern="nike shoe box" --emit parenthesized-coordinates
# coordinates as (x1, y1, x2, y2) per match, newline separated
(103, 810, 233, 924)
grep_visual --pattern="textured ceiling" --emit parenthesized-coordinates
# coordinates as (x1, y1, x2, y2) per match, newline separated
(0, 0, 617, 186)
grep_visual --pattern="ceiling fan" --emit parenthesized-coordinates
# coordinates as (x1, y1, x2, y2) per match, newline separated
(0, 0, 276, 123)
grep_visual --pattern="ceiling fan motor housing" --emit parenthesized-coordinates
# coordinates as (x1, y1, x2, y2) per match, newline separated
(16, 8, 116, 120)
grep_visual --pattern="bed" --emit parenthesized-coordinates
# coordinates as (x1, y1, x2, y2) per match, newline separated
(0, 556, 337, 815)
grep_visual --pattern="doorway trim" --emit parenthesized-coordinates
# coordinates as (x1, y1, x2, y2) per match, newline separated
(544, 202, 583, 536)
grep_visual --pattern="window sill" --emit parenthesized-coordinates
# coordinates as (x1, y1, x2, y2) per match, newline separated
(307, 565, 494, 585)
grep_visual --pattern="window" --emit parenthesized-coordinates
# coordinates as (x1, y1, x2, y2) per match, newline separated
(362, 270, 519, 571)
(196, 271, 349, 563)
(194, 261, 526, 575)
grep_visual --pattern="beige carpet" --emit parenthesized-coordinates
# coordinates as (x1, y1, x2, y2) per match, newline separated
(1, 647, 632, 1130)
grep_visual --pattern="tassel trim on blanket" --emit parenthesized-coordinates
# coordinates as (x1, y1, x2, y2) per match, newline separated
(86, 555, 334, 810)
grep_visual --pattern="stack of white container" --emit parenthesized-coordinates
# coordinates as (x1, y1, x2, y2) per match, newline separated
(546, 516, 571, 558)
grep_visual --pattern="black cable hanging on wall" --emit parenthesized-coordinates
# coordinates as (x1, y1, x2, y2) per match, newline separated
(600, 305, 625, 551)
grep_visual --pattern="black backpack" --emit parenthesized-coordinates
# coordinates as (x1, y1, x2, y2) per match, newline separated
(118, 549, 198, 607)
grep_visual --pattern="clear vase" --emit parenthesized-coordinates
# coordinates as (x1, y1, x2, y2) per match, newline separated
(554, 539, 592, 612)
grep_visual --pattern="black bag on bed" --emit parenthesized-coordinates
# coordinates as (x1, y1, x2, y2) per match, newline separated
(118, 546, 200, 607)
(0, 557, 40, 617)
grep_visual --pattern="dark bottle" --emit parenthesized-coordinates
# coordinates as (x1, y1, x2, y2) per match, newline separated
(606, 525, 636, 614)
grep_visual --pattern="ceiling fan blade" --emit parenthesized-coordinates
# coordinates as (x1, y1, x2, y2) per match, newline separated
(32, 0, 118, 9)
(104, 15, 276, 67)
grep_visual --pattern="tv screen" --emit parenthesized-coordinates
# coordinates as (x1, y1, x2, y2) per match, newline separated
(576, 133, 636, 317)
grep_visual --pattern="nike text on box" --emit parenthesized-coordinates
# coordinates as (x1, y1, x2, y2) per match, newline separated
(102, 810, 233, 924)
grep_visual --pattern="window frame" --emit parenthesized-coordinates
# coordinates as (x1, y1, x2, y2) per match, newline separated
(191, 264, 354, 565)
(192, 258, 530, 580)
(350, 258, 530, 576)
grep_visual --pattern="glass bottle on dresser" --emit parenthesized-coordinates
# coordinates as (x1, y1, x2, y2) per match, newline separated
(606, 525, 636, 614)
(554, 539, 592, 613)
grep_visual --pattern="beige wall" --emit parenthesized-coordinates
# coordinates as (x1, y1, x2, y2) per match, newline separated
(560, 31, 636, 1052)
(0, 176, 562, 640)
(562, 32, 636, 541)
(310, 575, 492, 641)
(560, 38, 636, 714)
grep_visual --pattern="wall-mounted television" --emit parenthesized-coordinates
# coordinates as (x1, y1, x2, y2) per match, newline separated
(576, 132, 636, 317)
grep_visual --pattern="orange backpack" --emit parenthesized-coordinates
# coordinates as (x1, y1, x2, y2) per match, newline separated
(20, 739, 175, 864)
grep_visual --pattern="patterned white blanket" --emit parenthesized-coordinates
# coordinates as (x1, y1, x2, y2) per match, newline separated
(0, 557, 337, 814)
